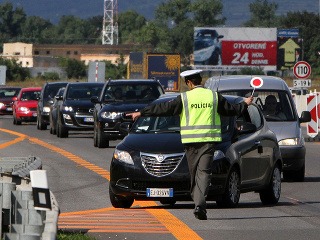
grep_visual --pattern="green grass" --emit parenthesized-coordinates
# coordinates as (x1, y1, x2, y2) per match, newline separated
(57, 230, 97, 240)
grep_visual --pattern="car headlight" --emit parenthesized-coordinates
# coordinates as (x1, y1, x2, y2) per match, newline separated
(0, 103, 4, 108)
(101, 111, 122, 119)
(43, 107, 51, 113)
(278, 138, 299, 146)
(63, 106, 73, 112)
(113, 149, 134, 165)
(18, 107, 29, 112)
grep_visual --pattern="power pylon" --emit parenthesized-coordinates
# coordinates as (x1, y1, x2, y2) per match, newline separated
(102, 0, 118, 45)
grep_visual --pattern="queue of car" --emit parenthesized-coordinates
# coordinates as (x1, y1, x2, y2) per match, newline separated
(1, 74, 311, 209)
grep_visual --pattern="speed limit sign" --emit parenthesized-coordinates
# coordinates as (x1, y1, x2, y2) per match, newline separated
(293, 61, 311, 79)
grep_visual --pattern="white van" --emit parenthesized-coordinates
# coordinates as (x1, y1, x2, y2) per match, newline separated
(205, 75, 311, 181)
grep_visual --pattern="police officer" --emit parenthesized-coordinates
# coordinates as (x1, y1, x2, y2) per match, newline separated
(127, 70, 253, 220)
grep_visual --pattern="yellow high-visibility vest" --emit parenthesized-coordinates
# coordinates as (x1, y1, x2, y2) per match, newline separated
(180, 88, 221, 143)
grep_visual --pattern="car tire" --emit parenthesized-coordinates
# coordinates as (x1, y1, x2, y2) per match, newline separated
(37, 114, 47, 130)
(97, 126, 109, 148)
(160, 199, 176, 206)
(283, 164, 305, 182)
(109, 186, 134, 208)
(57, 120, 68, 138)
(216, 167, 240, 208)
(259, 164, 281, 205)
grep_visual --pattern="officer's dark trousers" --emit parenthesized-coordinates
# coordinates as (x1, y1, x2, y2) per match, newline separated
(184, 142, 214, 212)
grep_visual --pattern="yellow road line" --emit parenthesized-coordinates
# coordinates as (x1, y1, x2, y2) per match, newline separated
(0, 128, 202, 240)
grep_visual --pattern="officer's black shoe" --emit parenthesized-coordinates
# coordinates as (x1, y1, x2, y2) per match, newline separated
(194, 207, 207, 220)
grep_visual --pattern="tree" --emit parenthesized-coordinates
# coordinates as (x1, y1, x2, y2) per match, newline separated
(244, 0, 279, 27)
(0, 2, 26, 41)
(191, 0, 226, 27)
(20, 16, 53, 43)
(0, 58, 30, 82)
(118, 10, 147, 44)
(59, 58, 86, 79)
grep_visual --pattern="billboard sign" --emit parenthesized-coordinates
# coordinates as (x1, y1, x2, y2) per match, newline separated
(193, 27, 277, 71)
(277, 28, 301, 70)
(128, 52, 145, 79)
(147, 54, 180, 91)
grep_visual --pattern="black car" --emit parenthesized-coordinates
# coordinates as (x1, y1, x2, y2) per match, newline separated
(109, 94, 282, 208)
(91, 79, 165, 148)
(194, 29, 224, 65)
(49, 87, 65, 134)
(55, 82, 104, 138)
(37, 82, 69, 130)
(0, 86, 21, 115)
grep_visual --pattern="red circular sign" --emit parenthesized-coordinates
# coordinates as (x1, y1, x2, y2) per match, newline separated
(293, 61, 311, 79)
(250, 77, 263, 88)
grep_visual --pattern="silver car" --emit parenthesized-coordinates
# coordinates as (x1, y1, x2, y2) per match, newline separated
(205, 75, 311, 182)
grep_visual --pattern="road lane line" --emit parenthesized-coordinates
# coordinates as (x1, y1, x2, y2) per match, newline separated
(0, 128, 202, 239)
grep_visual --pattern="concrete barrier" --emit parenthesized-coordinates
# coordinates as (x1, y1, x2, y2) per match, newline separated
(0, 156, 59, 240)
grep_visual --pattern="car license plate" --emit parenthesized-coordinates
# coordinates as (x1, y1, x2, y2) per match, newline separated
(146, 188, 173, 197)
(6, 108, 12, 111)
(84, 117, 94, 122)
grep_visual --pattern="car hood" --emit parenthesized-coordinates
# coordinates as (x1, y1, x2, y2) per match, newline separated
(266, 121, 300, 141)
(63, 99, 94, 108)
(0, 97, 14, 104)
(101, 102, 149, 112)
(16, 100, 38, 108)
(120, 133, 184, 153)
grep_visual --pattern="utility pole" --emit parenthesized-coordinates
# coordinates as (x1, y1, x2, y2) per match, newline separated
(102, 0, 118, 45)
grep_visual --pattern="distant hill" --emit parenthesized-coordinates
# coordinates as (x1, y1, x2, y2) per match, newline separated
(5, 0, 319, 26)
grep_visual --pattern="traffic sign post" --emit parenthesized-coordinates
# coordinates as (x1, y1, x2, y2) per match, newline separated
(293, 79, 311, 88)
(293, 61, 311, 79)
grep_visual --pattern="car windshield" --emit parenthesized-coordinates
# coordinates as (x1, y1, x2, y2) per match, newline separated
(131, 115, 234, 141)
(44, 84, 67, 100)
(21, 91, 41, 101)
(67, 85, 102, 100)
(103, 84, 162, 102)
(220, 90, 296, 121)
(194, 39, 214, 50)
(0, 88, 20, 98)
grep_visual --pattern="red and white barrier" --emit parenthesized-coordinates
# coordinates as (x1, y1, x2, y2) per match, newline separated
(306, 93, 319, 138)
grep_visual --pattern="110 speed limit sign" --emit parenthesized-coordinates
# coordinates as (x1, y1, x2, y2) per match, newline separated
(293, 61, 311, 79)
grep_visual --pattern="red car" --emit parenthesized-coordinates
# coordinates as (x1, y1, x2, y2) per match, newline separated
(13, 87, 42, 125)
(0, 86, 21, 115)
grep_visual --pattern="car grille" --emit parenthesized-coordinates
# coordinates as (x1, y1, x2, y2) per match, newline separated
(30, 107, 37, 111)
(140, 152, 185, 177)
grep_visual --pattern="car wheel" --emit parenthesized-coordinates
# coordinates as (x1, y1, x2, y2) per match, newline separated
(160, 199, 176, 206)
(109, 186, 134, 208)
(260, 164, 281, 205)
(97, 126, 109, 148)
(216, 167, 240, 208)
(283, 164, 305, 182)
(37, 114, 47, 130)
(57, 121, 68, 138)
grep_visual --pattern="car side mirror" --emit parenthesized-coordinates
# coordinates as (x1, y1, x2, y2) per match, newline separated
(55, 95, 63, 101)
(119, 122, 132, 134)
(238, 122, 257, 134)
(300, 111, 311, 123)
(91, 96, 100, 104)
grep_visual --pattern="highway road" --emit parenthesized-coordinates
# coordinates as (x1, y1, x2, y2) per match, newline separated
(1, 116, 320, 240)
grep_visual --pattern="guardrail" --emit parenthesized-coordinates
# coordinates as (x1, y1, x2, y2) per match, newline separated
(0, 156, 59, 240)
